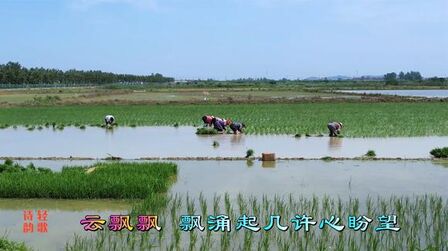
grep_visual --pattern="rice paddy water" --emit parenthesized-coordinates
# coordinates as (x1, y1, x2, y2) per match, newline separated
(0, 126, 447, 158)
(0, 159, 447, 250)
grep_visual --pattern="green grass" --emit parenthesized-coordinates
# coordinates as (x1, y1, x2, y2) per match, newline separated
(0, 103, 447, 136)
(0, 237, 29, 251)
(0, 161, 177, 199)
(66, 194, 448, 251)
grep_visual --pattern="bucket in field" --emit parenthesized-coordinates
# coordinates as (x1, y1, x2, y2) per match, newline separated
(262, 153, 276, 161)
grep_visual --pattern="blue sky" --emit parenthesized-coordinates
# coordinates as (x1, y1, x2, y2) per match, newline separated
(0, 0, 447, 79)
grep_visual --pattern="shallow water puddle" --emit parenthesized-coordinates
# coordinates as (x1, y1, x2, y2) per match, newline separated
(338, 89, 448, 98)
(1, 127, 447, 158)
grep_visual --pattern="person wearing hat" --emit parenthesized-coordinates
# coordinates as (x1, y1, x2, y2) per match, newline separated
(104, 115, 115, 126)
(327, 121, 343, 137)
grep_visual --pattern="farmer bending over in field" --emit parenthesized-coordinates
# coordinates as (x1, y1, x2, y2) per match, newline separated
(229, 122, 246, 134)
(202, 115, 214, 127)
(104, 115, 115, 126)
(211, 117, 228, 133)
(327, 121, 343, 137)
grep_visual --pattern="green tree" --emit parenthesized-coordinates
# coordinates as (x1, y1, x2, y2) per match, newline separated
(384, 72, 398, 85)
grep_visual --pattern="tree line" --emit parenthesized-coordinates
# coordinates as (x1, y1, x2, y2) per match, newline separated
(0, 62, 174, 85)
(384, 71, 446, 85)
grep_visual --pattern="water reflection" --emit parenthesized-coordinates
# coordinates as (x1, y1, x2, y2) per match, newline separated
(328, 137, 343, 150)
(261, 161, 276, 168)
(230, 134, 244, 145)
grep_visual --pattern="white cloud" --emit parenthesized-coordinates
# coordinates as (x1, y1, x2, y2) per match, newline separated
(70, 0, 157, 10)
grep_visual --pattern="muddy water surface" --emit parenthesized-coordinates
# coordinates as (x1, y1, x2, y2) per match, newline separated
(1, 127, 447, 158)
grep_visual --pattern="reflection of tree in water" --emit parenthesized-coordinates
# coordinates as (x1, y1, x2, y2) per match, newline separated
(230, 134, 244, 145)
(328, 137, 343, 150)
(433, 160, 448, 168)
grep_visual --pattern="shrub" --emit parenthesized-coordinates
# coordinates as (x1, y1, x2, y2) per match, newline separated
(246, 149, 254, 158)
(430, 147, 448, 158)
(365, 150, 376, 157)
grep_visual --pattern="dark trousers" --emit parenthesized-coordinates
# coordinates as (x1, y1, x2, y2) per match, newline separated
(328, 124, 337, 137)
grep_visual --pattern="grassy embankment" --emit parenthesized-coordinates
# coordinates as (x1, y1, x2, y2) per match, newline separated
(0, 103, 447, 136)
(0, 160, 177, 199)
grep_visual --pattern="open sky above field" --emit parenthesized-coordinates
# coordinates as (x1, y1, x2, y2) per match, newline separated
(0, 0, 447, 79)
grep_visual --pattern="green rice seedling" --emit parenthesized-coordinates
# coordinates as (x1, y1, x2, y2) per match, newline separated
(64, 194, 447, 251)
(79, 125, 86, 129)
(365, 150, 376, 157)
(430, 147, 448, 158)
(173, 122, 179, 127)
(2, 102, 448, 136)
(321, 156, 333, 161)
(0, 237, 29, 251)
(196, 127, 218, 135)
(246, 149, 254, 158)
(212, 141, 220, 147)
(294, 133, 301, 138)
(0, 162, 177, 199)
(130, 124, 137, 127)
(26, 125, 35, 131)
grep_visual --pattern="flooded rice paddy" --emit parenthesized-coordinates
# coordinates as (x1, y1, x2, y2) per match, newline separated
(1, 159, 447, 250)
(1, 125, 447, 250)
(339, 89, 448, 98)
(1, 126, 447, 159)
(12, 159, 448, 199)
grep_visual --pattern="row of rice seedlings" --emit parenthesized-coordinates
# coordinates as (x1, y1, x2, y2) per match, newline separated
(66, 193, 447, 250)
(0, 161, 177, 199)
(1, 102, 447, 136)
